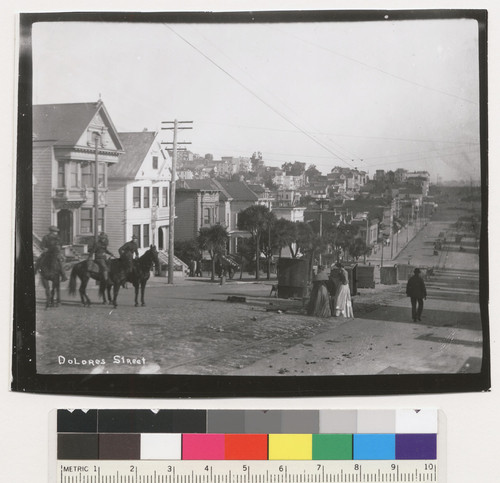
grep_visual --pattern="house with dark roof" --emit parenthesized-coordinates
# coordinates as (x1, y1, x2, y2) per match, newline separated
(107, 130, 172, 254)
(32, 100, 124, 247)
(174, 179, 223, 243)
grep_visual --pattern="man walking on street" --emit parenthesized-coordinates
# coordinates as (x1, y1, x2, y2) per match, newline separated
(406, 268, 427, 322)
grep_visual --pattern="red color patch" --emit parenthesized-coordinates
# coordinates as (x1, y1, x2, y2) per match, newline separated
(225, 434, 268, 460)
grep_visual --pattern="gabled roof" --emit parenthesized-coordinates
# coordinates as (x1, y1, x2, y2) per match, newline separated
(109, 131, 156, 179)
(216, 181, 259, 202)
(32, 101, 124, 151)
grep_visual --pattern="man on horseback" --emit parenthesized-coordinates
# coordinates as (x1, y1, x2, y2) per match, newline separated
(40, 225, 67, 281)
(119, 235, 139, 272)
(88, 232, 114, 283)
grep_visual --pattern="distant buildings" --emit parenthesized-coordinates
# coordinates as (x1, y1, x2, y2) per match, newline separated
(32, 100, 436, 266)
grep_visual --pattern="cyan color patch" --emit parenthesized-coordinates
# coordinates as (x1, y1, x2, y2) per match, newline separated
(353, 434, 395, 460)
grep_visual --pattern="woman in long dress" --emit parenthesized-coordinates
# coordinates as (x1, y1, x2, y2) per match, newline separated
(333, 265, 354, 318)
(307, 268, 332, 318)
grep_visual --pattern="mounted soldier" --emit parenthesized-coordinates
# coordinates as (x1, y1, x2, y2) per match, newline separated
(87, 232, 114, 283)
(118, 235, 139, 272)
(39, 225, 67, 282)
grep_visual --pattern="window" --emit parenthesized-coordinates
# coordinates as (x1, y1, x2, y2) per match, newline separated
(98, 208, 104, 233)
(203, 207, 210, 225)
(82, 164, 94, 187)
(58, 162, 65, 188)
(80, 208, 92, 234)
(133, 225, 141, 248)
(162, 187, 169, 207)
(152, 156, 158, 170)
(143, 224, 150, 248)
(70, 163, 78, 188)
(98, 163, 106, 187)
(152, 187, 159, 207)
(133, 187, 141, 208)
(143, 187, 150, 208)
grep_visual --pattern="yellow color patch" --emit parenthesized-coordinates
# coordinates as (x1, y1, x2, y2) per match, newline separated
(268, 434, 312, 460)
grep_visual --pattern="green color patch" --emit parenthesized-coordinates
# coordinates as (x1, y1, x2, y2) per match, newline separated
(312, 434, 353, 460)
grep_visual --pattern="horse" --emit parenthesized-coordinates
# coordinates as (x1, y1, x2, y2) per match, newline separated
(35, 251, 62, 309)
(102, 245, 160, 308)
(68, 259, 112, 306)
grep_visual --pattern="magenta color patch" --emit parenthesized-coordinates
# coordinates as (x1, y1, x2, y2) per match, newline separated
(182, 434, 225, 460)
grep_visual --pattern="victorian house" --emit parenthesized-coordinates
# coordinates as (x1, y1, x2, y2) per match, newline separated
(32, 101, 124, 253)
(107, 130, 172, 255)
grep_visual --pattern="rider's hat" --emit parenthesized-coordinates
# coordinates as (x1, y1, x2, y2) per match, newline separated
(132, 235, 138, 240)
(49, 225, 59, 233)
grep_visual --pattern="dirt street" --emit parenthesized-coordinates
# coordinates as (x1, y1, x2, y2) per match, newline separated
(35, 214, 482, 377)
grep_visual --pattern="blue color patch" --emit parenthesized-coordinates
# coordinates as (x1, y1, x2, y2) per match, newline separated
(353, 434, 396, 460)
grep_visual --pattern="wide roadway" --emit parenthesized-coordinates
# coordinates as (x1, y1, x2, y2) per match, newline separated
(35, 218, 483, 377)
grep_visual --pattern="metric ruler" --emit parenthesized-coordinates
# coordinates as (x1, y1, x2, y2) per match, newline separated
(57, 460, 439, 482)
(53, 409, 443, 483)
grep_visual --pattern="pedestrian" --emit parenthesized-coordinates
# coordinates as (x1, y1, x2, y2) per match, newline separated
(88, 232, 114, 283)
(307, 266, 332, 317)
(39, 225, 68, 281)
(332, 263, 353, 318)
(189, 259, 196, 277)
(406, 267, 427, 322)
(195, 258, 203, 277)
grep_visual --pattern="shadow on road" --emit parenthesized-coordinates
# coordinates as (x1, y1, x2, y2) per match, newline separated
(356, 304, 481, 331)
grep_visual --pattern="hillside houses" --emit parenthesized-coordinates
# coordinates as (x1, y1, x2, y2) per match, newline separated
(32, 101, 434, 268)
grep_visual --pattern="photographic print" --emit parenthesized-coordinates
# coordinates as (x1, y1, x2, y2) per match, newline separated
(13, 10, 489, 397)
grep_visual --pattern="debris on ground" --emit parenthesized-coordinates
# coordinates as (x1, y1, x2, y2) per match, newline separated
(227, 296, 246, 303)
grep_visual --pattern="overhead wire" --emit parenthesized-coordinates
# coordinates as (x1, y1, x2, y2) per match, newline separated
(163, 24, 357, 168)
(269, 25, 478, 105)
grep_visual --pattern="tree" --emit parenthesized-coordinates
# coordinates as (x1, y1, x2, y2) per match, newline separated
(282, 161, 306, 176)
(348, 237, 371, 263)
(237, 205, 271, 280)
(305, 164, 321, 180)
(272, 218, 298, 258)
(174, 239, 201, 265)
(294, 222, 328, 280)
(258, 212, 277, 280)
(326, 223, 359, 262)
(197, 225, 229, 281)
(236, 237, 255, 280)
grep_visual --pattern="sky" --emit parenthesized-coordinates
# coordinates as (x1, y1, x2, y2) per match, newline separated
(31, 17, 482, 182)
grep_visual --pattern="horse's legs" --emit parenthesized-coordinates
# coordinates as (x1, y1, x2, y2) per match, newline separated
(42, 278, 51, 309)
(80, 277, 91, 306)
(54, 279, 60, 307)
(134, 283, 140, 307)
(140, 281, 146, 306)
(112, 283, 120, 308)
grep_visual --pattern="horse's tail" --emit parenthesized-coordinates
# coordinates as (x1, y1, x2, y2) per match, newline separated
(68, 264, 78, 295)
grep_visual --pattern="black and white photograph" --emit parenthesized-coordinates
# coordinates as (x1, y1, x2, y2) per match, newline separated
(13, 10, 489, 396)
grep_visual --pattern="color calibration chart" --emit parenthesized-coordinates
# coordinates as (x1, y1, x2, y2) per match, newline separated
(56, 409, 442, 482)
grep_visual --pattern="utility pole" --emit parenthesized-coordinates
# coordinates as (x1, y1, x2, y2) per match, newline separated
(93, 132, 101, 246)
(161, 120, 193, 284)
(315, 197, 328, 266)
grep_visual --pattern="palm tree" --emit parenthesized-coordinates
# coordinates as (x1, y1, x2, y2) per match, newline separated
(197, 225, 229, 281)
(272, 218, 298, 258)
(237, 205, 271, 280)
